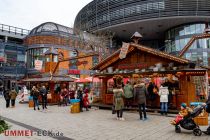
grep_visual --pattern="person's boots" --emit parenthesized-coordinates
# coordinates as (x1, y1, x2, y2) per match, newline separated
(160, 111, 163, 115)
(38, 107, 40, 110)
(165, 111, 168, 116)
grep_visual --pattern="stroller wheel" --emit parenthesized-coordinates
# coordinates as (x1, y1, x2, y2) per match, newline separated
(193, 128, 202, 136)
(175, 126, 181, 133)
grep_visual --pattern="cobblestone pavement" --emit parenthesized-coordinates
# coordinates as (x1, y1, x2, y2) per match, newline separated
(0, 98, 209, 140)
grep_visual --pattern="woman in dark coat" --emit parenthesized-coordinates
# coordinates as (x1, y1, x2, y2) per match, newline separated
(134, 80, 147, 120)
(3, 89, 10, 108)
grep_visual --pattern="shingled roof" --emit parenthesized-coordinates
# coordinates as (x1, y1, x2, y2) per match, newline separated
(91, 43, 189, 70)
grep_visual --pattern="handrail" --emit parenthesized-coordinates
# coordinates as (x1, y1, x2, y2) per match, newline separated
(0, 23, 30, 35)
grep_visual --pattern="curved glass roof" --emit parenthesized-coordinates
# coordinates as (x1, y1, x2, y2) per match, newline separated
(29, 22, 74, 37)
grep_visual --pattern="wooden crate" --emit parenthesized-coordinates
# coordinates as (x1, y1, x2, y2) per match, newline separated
(71, 102, 80, 113)
(193, 112, 209, 126)
(28, 100, 34, 108)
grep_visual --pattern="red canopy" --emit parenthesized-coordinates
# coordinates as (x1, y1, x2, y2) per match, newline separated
(85, 77, 100, 82)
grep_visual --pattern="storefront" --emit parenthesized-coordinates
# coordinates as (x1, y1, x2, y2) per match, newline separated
(91, 43, 208, 109)
(23, 75, 74, 103)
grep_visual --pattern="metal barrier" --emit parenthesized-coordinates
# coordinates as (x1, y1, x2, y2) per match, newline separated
(0, 23, 30, 35)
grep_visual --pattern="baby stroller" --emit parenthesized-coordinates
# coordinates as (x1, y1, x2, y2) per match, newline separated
(175, 104, 206, 136)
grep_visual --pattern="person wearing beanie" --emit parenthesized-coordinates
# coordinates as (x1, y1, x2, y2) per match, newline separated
(170, 103, 192, 125)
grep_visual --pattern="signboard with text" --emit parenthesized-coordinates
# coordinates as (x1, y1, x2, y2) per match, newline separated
(119, 42, 129, 59)
(34, 60, 43, 70)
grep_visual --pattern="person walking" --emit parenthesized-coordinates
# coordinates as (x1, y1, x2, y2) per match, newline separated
(203, 93, 210, 135)
(77, 87, 84, 112)
(3, 89, 10, 108)
(123, 80, 133, 108)
(134, 80, 147, 120)
(9, 88, 18, 108)
(113, 84, 125, 121)
(0, 83, 3, 97)
(158, 84, 169, 116)
(31, 86, 40, 110)
(40, 85, 48, 110)
(83, 92, 90, 111)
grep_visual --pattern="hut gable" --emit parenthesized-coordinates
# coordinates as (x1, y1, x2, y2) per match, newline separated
(92, 43, 189, 71)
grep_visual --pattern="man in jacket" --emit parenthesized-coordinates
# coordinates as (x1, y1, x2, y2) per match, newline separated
(9, 88, 17, 108)
(203, 93, 210, 135)
(134, 80, 147, 120)
(123, 81, 133, 108)
(40, 85, 48, 110)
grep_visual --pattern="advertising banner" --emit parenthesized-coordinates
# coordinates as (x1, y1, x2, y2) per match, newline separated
(34, 60, 43, 70)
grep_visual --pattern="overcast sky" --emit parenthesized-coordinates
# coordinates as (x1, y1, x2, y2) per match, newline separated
(0, 0, 92, 30)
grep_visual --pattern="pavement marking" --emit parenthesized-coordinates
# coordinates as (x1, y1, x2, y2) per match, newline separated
(1, 116, 74, 140)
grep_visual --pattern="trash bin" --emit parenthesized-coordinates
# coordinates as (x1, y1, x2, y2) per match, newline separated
(28, 96, 34, 108)
(190, 102, 208, 126)
(70, 99, 80, 113)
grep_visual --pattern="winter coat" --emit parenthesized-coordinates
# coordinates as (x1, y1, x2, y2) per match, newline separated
(40, 87, 47, 97)
(113, 88, 124, 110)
(31, 89, 40, 100)
(3, 90, 10, 100)
(69, 90, 75, 99)
(123, 84, 133, 98)
(83, 93, 89, 107)
(147, 82, 157, 101)
(134, 83, 147, 104)
(77, 90, 83, 101)
(9, 90, 17, 100)
(206, 93, 210, 113)
(158, 86, 169, 102)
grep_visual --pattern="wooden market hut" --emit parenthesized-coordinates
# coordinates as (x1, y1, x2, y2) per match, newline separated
(91, 43, 208, 109)
(23, 74, 74, 103)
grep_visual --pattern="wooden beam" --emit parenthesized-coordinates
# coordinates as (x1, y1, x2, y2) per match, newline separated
(179, 34, 210, 57)
(52, 53, 99, 74)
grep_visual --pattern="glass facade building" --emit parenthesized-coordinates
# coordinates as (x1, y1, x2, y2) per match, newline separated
(165, 23, 210, 65)
(75, 0, 210, 66)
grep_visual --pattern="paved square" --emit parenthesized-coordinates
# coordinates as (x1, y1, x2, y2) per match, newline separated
(0, 98, 209, 140)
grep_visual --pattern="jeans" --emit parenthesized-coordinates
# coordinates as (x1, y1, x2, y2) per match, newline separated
(116, 109, 123, 118)
(33, 99, 39, 109)
(138, 103, 147, 119)
(161, 102, 168, 112)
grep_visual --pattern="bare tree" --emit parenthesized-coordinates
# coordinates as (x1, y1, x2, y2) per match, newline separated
(73, 28, 115, 61)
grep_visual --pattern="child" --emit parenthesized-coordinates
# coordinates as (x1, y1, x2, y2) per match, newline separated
(170, 103, 192, 125)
